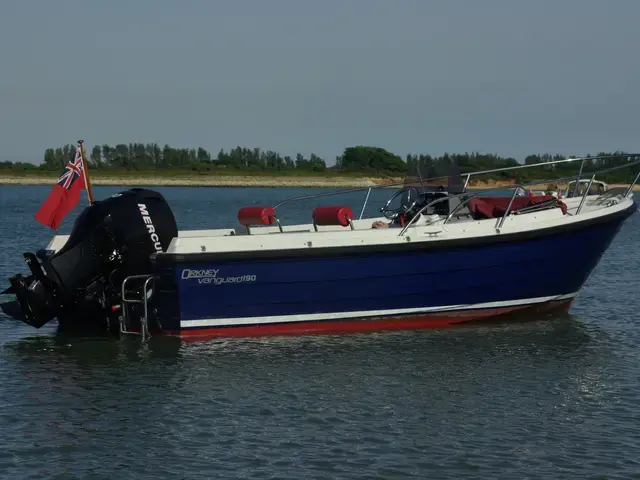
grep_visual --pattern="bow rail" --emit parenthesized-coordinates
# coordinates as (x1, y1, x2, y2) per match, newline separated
(271, 154, 640, 220)
(398, 157, 640, 236)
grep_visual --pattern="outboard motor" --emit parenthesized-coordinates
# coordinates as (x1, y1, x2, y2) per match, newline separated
(1, 188, 178, 331)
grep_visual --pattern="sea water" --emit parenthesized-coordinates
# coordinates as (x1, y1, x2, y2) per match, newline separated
(1, 185, 639, 479)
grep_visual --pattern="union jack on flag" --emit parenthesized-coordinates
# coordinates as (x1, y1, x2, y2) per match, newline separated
(57, 147, 85, 189)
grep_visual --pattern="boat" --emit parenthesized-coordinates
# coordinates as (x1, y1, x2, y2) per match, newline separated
(564, 178, 608, 198)
(1, 154, 639, 340)
(530, 178, 608, 198)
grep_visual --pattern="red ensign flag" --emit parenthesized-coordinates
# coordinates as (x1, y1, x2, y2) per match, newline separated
(34, 146, 87, 230)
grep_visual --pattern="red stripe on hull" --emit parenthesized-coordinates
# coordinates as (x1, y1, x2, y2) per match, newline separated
(161, 298, 573, 342)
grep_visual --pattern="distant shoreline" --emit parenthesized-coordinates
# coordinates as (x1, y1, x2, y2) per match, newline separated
(0, 174, 381, 188)
(1, 173, 639, 192)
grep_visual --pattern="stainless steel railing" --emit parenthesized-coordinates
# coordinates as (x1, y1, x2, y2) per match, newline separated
(271, 154, 640, 221)
(398, 158, 640, 236)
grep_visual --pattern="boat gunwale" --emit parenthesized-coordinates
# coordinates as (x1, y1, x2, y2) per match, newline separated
(153, 197, 637, 264)
(161, 176, 635, 256)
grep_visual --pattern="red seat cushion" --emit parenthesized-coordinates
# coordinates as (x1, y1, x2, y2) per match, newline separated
(468, 195, 565, 219)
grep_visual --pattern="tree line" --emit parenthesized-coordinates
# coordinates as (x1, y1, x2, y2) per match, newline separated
(0, 143, 638, 183)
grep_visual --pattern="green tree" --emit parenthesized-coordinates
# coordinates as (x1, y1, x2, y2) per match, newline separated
(21, 143, 638, 184)
(90, 145, 103, 168)
(339, 146, 405, 174)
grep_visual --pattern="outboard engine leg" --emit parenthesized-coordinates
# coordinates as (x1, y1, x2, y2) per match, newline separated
(9, 276, 57, 328)
(2, 272, 58, 328)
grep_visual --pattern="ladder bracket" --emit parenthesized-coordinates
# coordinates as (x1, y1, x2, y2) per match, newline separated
(120, 274, 155, 340)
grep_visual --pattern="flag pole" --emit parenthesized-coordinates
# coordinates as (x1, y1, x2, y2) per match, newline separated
(78, 140, 95, 205)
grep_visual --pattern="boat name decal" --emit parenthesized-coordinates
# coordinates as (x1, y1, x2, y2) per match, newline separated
(138, 203, 163, 252)
(181, 268, 257, 285)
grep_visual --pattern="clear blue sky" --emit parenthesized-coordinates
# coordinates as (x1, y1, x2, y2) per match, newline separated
(1, 0, 639, 165)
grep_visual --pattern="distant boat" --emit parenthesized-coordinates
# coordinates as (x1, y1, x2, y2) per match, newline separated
(530, 178, 609, 197)
(564, 178, 608, 197)
(2, 155, 639, 340)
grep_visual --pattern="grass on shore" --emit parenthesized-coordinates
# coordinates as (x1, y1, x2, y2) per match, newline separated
(0, 168, 387, 188)
(2, 168, 639, 191)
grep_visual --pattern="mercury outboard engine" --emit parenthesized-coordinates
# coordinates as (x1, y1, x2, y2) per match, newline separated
(1, 188, 178, 331)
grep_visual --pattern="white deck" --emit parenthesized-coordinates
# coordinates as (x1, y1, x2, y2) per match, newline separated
(44, 192, 635, 256)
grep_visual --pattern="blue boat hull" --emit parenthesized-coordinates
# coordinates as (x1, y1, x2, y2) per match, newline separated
(150, 202, 635, 337)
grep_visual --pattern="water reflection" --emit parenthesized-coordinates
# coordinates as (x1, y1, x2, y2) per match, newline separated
(4, 311, 597, 364)
(4, 332, 183, 367)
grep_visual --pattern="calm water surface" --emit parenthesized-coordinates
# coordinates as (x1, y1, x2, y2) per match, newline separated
(1, 185, 640, 479)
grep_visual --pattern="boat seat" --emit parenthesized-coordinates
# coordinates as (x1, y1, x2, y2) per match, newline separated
(468, 195, 567, 220)
(237, 206, 283, 234)
(312, 206, 354, 231)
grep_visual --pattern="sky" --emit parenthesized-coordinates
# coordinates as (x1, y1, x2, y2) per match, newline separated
(1, 0, 639, 165)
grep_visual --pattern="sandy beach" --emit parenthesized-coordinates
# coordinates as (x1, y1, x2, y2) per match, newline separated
(1, 174, 639, 191)
(0, 174, 380, 188)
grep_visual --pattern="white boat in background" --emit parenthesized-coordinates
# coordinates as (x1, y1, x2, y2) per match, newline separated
(2, 154, 639, 340)
(530, 178, 608, 198)
(565, 179, 608, 197)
